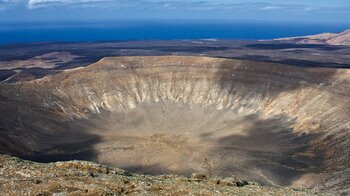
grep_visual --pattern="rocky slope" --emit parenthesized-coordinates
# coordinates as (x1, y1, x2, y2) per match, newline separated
(0, 56, 349, 194)
(276, 29, 350, 45)
(0, 154, 327, 196)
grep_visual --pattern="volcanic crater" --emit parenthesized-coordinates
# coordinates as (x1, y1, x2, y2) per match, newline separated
(0, 56, 349, 192)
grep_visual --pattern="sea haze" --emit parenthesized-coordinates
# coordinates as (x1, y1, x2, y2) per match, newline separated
(0, 20, 349, 44)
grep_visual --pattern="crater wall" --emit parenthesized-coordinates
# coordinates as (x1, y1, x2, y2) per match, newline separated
(0, 56, 349, 192)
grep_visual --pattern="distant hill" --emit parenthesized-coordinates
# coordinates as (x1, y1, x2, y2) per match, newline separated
(276, 29, 350, 45)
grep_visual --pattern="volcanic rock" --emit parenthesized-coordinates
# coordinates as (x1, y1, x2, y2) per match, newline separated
(0, 56, 349, 194)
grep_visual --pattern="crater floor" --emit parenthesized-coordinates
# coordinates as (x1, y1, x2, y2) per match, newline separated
(0, 56, 349, 194)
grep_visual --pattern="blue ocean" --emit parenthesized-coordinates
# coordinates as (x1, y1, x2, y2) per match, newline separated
(0, 20, 349, 44)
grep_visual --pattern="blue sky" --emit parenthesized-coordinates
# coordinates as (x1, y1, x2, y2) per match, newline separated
(0, 0, 350, 23)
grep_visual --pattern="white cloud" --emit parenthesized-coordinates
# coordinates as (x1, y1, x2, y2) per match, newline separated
(261, 6, 281, 10)
(27, 0, 117, 9)
(0, 0, 347, 14)
(24, 0, 315, 11)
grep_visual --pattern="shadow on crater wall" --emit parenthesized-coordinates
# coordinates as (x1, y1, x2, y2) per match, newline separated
(203, 114, 324, 186)
(0, 95, 103, 163)
(207, 60, 337, 185)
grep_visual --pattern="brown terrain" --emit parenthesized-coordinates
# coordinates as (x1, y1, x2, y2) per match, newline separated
(0, 56, 349, 195)
(1, 37, 350, 84)
(0, 51, 79, 70)
(277, 29, 350, 45)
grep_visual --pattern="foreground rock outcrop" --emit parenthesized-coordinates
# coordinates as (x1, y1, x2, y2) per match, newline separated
(0, 56, 349, 194)
(0, 155, 329, 195)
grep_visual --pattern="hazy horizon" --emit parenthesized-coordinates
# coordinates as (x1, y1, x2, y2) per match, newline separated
(1, 0, 350, 23)
(0, 20, 349, 45)
(1, 0, 350, 44)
